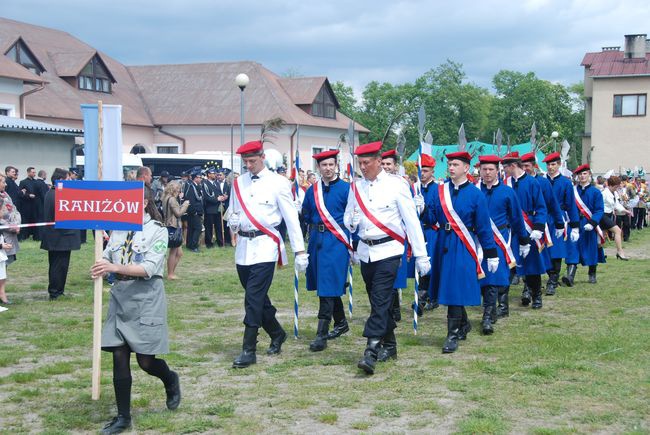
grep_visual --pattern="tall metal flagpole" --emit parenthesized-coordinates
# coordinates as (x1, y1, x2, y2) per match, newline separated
(293, 126, 301, 339)
(412, 105, 426, 335)
(347, 120, 355, 319)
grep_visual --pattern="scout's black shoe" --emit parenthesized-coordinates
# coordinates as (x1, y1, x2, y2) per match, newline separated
(442, 317, 462, 354)
(267, 329, 287, 355)
(531, 291, 543, 310)
(233, 326, 257, 368)
(588, 266, 597, 284)
(101, 415, 131, 434)
(481, 306, 495, 335)
(309, 319, 329, 352)
(546, 273, 558, 296)
(326, 318, 349, 340)
(377, 331, 397, 362)
(357, 338, 381, 374)
(562, 264, 577, 287)
(165, 371, 181, 410)
(521, 285, 532, 306)
(496, 288, 509, 318)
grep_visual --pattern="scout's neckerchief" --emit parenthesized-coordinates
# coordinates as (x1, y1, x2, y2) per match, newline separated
(438, 182, 485, 279)
(353, 181, 406, 245)
(232, 176, 288, 267)
(574, 185, 606, 246)
(313, 179, 353, 252)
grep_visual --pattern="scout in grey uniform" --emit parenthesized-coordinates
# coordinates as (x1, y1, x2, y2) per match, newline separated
(91, 189, 181, 435)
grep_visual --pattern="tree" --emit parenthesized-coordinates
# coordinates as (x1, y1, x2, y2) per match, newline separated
(330, 81, 359, 120)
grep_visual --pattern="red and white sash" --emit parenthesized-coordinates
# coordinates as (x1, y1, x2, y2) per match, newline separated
(438, 183, 485, 279)
(313, 180, 353, 252)
(574, 186, 606, 246)
(353, 182, 406, 245)
(233, 178, 288, 267)
(490, 219, 516, 269)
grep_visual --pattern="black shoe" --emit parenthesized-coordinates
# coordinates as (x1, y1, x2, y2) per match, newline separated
(233, 326, 257, 368)
(616, 253, 629, 261)
(165, 371, 181, 410)
(521, 286, 531, 306)
(101, 415, 132, 435)
(481, 306, 495, 335)
(458, 319, 471, 340)
(267, 329, 287, 355)
(588, 274, 597, 284)
(424, 300, 439, 310)
(357, 338, 381, 374)
(309, 319, 329, 352)
(496, 288, 509, 318)
(546, 272, 558, 296)
(531, 292, 543, 309)
(442, 317, 462, 353)
(377, 331, 397, 362)
(232, 350, 256, 368)
(326, 319, 349, 340)
(562, 264, 577, 287)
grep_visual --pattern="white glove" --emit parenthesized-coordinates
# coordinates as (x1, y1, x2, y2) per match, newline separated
(415, 256, 431, 276)
(555, 228, 564, 239)
(487, 257, 499, 273)
(294, 253, 309, 273)
(519, 243, 531, 259)
(530, 230, 543, 241)
(350, 210, 361, 231)
(583, 223, 594, 232)
(228, 212, 240, 233)
(570, 228, 580, 242)
(350, 252, 361, 265)
(413, 194, 425, 214)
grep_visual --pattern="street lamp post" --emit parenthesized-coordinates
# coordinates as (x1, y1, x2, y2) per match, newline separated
(551, 131, 559, 152)
(235, 73, 250, 174)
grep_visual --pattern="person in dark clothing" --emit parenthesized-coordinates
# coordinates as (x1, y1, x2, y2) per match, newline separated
(183, 169, 204, 252)
(202, 167, 220, 248)
(40, 168, 81, 300)
(18, 167, 39, 241)
(4, 166, 25, 219)
(35, 170, 49, 241)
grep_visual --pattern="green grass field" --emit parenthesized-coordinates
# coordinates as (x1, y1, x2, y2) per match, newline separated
(0, 229, 649, 434)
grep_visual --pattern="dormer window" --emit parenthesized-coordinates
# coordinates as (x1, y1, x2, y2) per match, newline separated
(78, 55, 112, 93)
(5, 38, 45, 75)
(312, 87, 336, 119)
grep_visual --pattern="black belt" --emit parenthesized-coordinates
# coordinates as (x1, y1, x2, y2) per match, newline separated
(310, 224, 327, 233)
(238, 229, 266, 238)
(444, 223, 475, 232)
(114, 274, 152, 282)
(361, 236, 394, 246)
(497, 223, 510, 230)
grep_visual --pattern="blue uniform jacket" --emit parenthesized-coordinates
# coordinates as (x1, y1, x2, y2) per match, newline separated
(576, 184, 606, 266)
(546, 174, 580, 259)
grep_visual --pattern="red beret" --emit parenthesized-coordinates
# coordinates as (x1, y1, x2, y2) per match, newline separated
(354, 141, 383, 156)
(573, 163, 591, 174)
(445, 151, 472, 164)
(521, 152, 536, 163)
(312, 149, 339, 162)
(381, 149, 398, 159)
(501, 151, 520, 163)
(542, 152, 561, 163)
(419, 154, 436, 167)
(236, 140, 263, 155)
(479, 155, 501, 165)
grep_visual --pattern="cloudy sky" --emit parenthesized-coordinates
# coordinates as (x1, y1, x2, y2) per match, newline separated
(3, 0, 650, 95)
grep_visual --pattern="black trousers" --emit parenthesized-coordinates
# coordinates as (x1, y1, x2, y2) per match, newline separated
(481, 285, 499, 308)
(616, 214, 631, 241)
(317, 296, 345, 322)
(360, 255, 401, 338)
(633, 208, 646, 230)
(186, 214, 202, 249)
(236, 262, 277, 328)
(48, 250, 71, 298)
(204, 213, 218, 247)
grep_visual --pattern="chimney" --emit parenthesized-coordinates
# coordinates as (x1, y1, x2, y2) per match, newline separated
(646, 39, 650, 53)
(624, 34, 647, 58)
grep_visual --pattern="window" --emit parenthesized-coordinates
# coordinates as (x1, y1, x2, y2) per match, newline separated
(157, 146, 179, 154)
(4, 39, 44, 75)
(78, 56, 112, 93)
(0, 109, 8, 116)
(311, 87, 337, 119)
(613, 94, 646, 117)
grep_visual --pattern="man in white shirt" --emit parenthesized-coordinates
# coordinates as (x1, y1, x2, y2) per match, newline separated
(228, 140, 308, 368)
(344, 141, 430, 375)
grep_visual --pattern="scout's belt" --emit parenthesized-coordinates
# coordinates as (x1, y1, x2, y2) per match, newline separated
(361, 236, 394, 246)
(114, 275, 160, 282)
(443, 223, 475, 232)
(309, 224, 327, 233)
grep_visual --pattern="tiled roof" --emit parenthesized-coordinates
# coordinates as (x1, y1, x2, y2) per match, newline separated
(0, 54, 46, 84)
(278, 77, 332, 106)
(0, 114, 82, 134)
(581, 50, 650, 77)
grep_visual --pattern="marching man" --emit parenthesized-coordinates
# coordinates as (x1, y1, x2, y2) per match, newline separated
(344, 141, 429, 375)
(227, 139, 308, 368)
(301, 150, 351, 352)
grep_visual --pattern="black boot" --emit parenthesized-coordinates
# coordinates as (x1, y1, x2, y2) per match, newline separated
(391, 291, 401, 322)
(481, 306, 495, 335)
(442, 317, 462, 353)
(531, 284, 543, 309)
(232, 326, 257, 368)
(101, 415, 132, 435)
(377, 330, 397, 362)
(326, 318, 349, 340)
(562, 264, 577, 287)
(265, 317, 287, 355)
(588, 265, 597, 284)
(521, 283, 531, 306)
(459, 307, 471, 340)
(309, 319, 329, 352)
(357, 338, 381, 374)
(165, 371, 181, 410)
(546, 272, 559, 296)
(497, 287, 510, 318)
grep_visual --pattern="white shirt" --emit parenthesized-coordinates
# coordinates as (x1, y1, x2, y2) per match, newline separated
(602, 188, 626, 214)
(229, 167, 305, 265)
(344, 169, 427, 262)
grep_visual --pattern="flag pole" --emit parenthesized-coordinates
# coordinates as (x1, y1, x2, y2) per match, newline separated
(347, 121, 355, 319)
(91, 100, 104, 400)
(293, 125, 300, 339)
